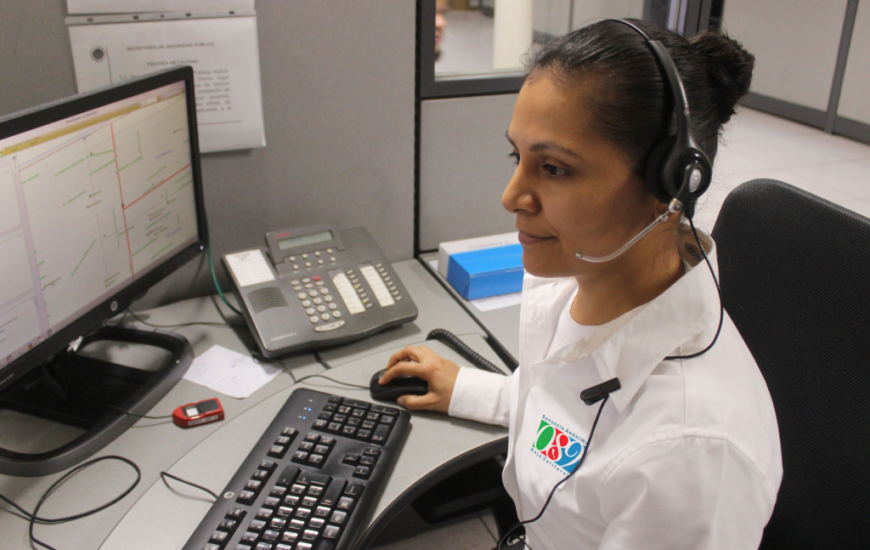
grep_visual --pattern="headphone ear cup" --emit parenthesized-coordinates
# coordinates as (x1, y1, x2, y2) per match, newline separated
(644, 136, 677, 203)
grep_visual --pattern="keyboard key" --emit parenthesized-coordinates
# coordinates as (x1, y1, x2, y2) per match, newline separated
(276, 545, 293, 550)
(256, 507, 273, 519)
(365, 412, 380, 422)
(255, 543, 273, 550)
(292, 451, 309, 463)
(332, 414, 347, 423)
(342, 425, 357, 436)
(302, 529, 320, 541)
(296, 507, 312, 518)
(327, 422, 342, 432)
(259, 459, 277, 472)
(351, 408, 366, 418)
(281, 531, 298, 543)
(321, 477, 346, 507)
(363, 447, 381, 457)
(313, 419, 329, 430)
(281, 427, 298, 438)
(356, 429, 371, 440)
(342, 453, 358, 465)
(264, 496, 280, 508)
(277, 465, 300, 486)
(327, 395, 342, 404)
(289, 519, 306, 530)
(330, 510, 347, 524)
(297, 543, 313, 550)
(337, 496, 355, 510)
(308, 454, 325, 466)
(314, 444, 330, 454)
(298, 471, 330, 486)
(270, 517, 287, 530)
(210, 530, 229, 543)
(237, 490, 256, 505)
(298, 441, 315, 452)
(219, 518, 238, 532)
(302, 496, 318, 507)
(347, 417, 361, 426)
(359, 455, 375, 467)
(291, 483, 307, 495)
(252, 469, 270, 480)
(246, 480, 263, 492)
(309, 517, 326, 529)
(323, 524, 341, 539)
(317, 411, 332, 420)
(353, 466, 371, 479)
(380, 415, 395, 425)
(241, 531, 259, 544)
(344, 482, 364, 497)
(203, 543, 220, 550)
(275, 435, 292, 446)
(342, 398, 371, 410)
(307, 485, 324, 497)
(304, 433, 320, 443)
(262, 530, 280, 542)
(226, 508, 246, 519)
(319, 436, 336, 446)
(337, 405, 352, 414)
(249, 519, 267, 532)
(268, 445, 288, 458)
(283, 495, 300, 506)
(277, 506, 294, 517)
(371, 424, 391, 444)
(361, 420, 376, 430)
(315, 505, 331, 517)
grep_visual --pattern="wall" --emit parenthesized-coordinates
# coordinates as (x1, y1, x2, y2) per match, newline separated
(721, 0, 848, 112)
(0, 0, 416, 309)
(838, 0, 870, 125)
(419, 94, 519, 251)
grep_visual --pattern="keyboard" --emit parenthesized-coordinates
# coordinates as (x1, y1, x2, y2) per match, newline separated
(182, 388, 410, 550)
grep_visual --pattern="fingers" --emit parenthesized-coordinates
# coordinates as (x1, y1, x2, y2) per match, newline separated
(385, 345, 424, 369)
(397, 392, 441, 410)
(379, 360, 429, 384)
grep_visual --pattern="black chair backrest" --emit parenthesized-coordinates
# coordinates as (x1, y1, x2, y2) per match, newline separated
(712, 180, 870, 550)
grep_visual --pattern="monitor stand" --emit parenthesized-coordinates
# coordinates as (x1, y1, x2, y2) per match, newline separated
(0, 326, 193, 477)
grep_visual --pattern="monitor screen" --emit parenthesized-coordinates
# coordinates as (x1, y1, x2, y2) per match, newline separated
(0, 68, 204, 389)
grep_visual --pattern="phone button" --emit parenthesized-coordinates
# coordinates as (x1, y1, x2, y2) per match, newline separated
(309, 316, 320, 324)
(314, 320, 345, 332)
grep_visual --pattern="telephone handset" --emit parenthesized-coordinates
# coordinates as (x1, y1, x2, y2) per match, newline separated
(222, 223, 418, 357)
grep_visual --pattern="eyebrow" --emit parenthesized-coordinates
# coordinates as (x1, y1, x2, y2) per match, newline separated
(505, 131, 584, 161)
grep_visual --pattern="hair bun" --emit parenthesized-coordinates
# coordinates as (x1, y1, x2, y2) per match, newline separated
(690, 30, 755, 125)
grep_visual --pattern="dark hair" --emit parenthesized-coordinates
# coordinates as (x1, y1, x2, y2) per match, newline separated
(527, 19, 754, 188)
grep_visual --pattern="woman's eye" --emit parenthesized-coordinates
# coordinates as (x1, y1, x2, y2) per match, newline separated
(508, 152, 520, 165)
(544, 163, 568, 177)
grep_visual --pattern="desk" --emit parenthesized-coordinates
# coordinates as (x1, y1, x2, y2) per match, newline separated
(0, 260, 510, 550)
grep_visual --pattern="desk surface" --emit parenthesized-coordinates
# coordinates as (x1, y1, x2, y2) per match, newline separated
(0, 259, 511, 550)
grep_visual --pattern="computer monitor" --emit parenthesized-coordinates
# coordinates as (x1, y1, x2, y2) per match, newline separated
(0, 67, 206, 476)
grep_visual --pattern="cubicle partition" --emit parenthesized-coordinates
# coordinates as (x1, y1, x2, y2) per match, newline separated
(722, 0, 870, 145)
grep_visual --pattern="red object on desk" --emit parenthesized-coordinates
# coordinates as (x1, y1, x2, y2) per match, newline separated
(172, 398, 225, 428)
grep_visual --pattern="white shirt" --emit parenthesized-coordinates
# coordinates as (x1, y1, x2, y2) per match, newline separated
(448, 233, 782, 550)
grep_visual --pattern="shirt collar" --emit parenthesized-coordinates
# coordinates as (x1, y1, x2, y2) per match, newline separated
(529, 230, 720, 414)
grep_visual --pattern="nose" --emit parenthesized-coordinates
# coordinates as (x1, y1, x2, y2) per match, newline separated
(502, 164, 537, 215)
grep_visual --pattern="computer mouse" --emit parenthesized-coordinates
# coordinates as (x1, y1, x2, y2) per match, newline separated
(369, 369, 429, 402)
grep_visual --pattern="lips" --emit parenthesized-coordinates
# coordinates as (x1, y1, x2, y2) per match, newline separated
(517, 230, 554, 245)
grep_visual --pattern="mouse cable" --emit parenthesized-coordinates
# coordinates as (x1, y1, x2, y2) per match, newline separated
(105, 405, 173, 420)
(124, 308, 246, 330)
(292, 372, 369, 390)
(160, 471, 220, 500)
(495, 395, 610, 550)
(0, 455, 141, 550)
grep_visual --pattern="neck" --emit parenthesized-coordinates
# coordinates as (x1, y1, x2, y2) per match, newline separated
(570, 230, 685, 326)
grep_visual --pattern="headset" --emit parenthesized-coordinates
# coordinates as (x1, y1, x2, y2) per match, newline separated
(575, 18, 713, 263)
(497, 20, 724, 549)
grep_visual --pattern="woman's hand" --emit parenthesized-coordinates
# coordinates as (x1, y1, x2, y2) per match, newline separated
(379, 345, 460, 412)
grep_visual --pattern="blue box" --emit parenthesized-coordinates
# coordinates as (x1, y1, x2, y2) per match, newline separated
(446, 244, 524, 300)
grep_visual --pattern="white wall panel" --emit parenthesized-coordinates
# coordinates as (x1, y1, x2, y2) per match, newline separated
(722, 0, 847, 111)
(420, 94, 519, 251)
(838, 0, 870, 124)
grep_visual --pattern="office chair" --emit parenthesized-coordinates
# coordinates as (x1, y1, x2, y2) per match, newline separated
(711, 179, 870, 550)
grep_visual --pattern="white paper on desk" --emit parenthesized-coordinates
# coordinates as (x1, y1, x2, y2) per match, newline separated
(68, 16, 265, 153)
(184, 345, 281, 399)
(430, 259, 522, 311)
(67, 0, 254, 14)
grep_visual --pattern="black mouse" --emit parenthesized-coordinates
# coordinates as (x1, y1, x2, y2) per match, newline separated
(369, 369, 428, 402)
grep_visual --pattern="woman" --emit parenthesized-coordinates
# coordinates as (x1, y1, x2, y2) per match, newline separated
(379, 19, 781, 549)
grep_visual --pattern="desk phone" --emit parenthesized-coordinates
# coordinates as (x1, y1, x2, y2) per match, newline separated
(222, 224, 418, 357)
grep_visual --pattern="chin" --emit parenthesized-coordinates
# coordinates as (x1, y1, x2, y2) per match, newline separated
(521, 252, 575, 279)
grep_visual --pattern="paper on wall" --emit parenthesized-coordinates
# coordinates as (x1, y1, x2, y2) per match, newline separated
(183, 345, 282, 399)
(67, 0, 254, 14)
(68, 16, 266, 153)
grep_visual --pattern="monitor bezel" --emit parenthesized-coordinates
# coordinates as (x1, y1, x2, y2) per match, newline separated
(0, 66, 207, 394)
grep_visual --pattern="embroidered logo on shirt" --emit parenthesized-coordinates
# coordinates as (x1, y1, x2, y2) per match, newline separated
(531, 415, 586, 475)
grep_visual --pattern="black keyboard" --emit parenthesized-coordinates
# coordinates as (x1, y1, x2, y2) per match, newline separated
(182, 388, 410, 550)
